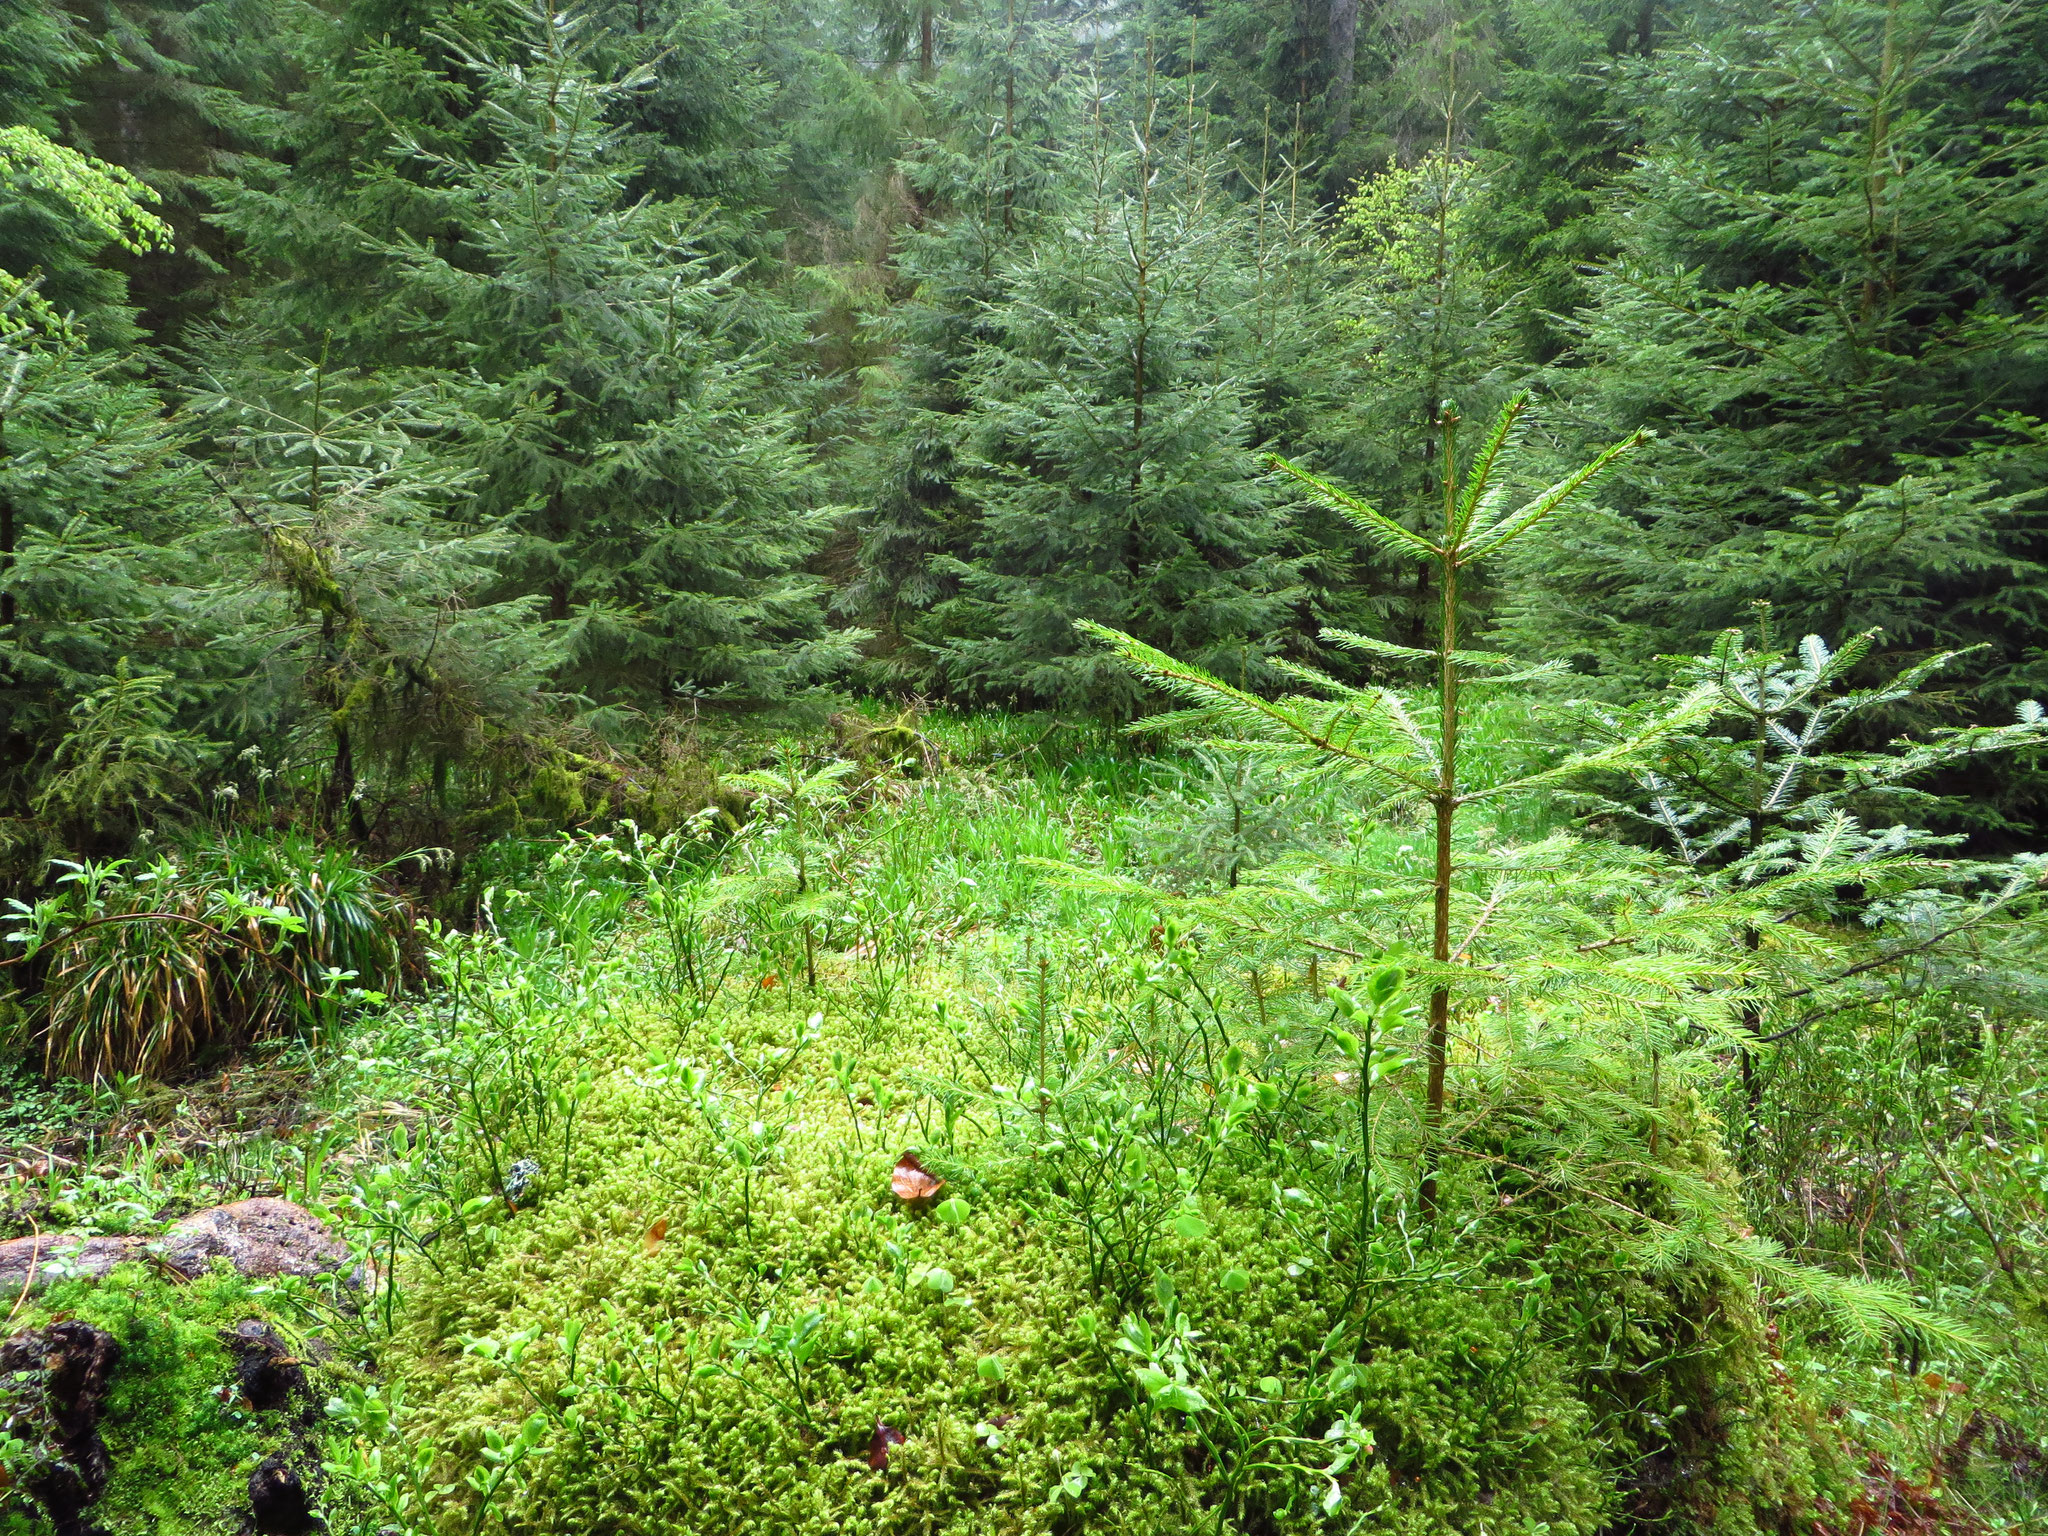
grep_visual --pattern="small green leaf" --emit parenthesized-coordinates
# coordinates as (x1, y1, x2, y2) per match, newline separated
(935, 1197, 971, 1226)
(977, 1354, 1007, 1384)
(1171, 1212, 1210, 1241)
(922, 1267, 956, 1295)
(1220, 1268, 1250, 1294)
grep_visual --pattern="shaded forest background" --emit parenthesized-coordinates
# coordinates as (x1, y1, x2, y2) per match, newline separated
(3, 0, 2044, 885)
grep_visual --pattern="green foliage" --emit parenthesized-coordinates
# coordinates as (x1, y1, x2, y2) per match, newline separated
(189, 344, 567, 839)
(931, 70, 1304, 713)
(0, 294, 211, 872)
(5, 1, 2048, 1530)
(0, 128, 171, 261)
(2, 834, 408, 1079)
(29, 662, 207, 836)
(265, 732, 1875, 1536)
(1078, 397, 1995, 1350)
(361, 1, 855, 707)
(1315, 150, 1523, 643)
(841, 0, 1082, 659)
(320, 962, 1678, 1536)
(1500, 0, 2048, 793)
(0, 0, 157, 341)
(1129, 746, 1334, 890)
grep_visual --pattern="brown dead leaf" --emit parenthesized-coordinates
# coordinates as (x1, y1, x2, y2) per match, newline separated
(867, 1421, 906, 1470)
(643, 1217, 669, 1254)
(892, 1152, 943, 1205)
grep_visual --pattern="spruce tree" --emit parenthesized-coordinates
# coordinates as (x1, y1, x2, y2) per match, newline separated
(932, 65, 1302, 713)
(201, 0, 525, 356)
(842, 0, 1079, 680)
(1502, 0, 2048, 741)
(187, 342, 565, 839)
(1313, 144, 1523, 647)
(318, 2, 852, 709)
(0, 287, 212, 867)
(580, 0, 787, 214)
(1473, 0, 1658, 361)
(0, 90, 205, 867)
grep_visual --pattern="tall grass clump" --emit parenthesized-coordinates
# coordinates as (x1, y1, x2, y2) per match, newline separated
(2, 831, 411, 1080)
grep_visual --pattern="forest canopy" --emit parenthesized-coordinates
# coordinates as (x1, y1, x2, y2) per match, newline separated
(0, 0, 2041, 863)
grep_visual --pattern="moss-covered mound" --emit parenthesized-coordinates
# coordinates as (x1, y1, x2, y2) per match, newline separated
(357, 982, 1844, 1536)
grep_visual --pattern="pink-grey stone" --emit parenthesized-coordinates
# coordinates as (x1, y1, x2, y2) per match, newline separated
(0, 1199, 350, 1295)
(0, 1234, 143, 1294)
(158, 1199, 351, 1280)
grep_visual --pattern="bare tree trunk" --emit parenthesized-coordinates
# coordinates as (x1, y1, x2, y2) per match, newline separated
(1419, 407, 1461, 1217)
(1420, 552, 1457, 1216)
(0, 415, 13, 628)
(0, 492, 14, 629)
(920, 4, 934, 75)
(1327, 0, 1360, 145)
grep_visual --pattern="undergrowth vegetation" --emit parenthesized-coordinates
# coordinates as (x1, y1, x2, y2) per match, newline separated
(4, 700, 2047, 1535)
(2, 832, 414, 1079)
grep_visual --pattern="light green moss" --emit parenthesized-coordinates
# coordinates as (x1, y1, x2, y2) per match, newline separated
(355, 989, 1792, 1536)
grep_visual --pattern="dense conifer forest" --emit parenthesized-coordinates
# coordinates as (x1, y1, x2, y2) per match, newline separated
(2, 0, 2047, 1531)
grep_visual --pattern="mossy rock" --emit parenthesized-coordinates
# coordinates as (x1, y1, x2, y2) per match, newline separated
(0, 1267, 356, 1536)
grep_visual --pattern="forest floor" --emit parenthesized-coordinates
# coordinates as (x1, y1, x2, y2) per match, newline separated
(2, 710, 2043, 1536)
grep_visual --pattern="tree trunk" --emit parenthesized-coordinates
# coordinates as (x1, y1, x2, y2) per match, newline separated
(1327, 0, 1360, 145)
(0, 490, 14, 629)
(1421, 567, 1457, 1216)
(1420, 407, 1462, 1218)
(323, 718, 360, 837)
(1, 414, 14, 628)
(920, 4, 934, 75)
